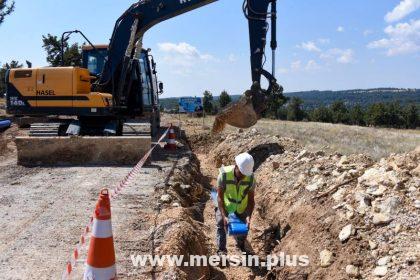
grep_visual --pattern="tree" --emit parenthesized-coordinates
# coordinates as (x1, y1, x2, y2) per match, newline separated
(42, 34, 82, 67)
(366, 103, 387, 126)
(0, 0, 15, 25)
(203, 90, 213, 114)
(219, 90, 232, 108)
(264, 87, 288, 119)
(348, 104, 365, 126)
(286, 97, 305, 121)
(0, 60, 22, 96)
(330, 101, 350, 124)
(384, 102, 404, 128)
(403, 104, 419, 129)
(309, 105, 333, 123)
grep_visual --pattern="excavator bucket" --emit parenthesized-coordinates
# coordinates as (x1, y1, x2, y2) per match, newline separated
(212, 95, 258, 133)
(212, 85, 267, 133)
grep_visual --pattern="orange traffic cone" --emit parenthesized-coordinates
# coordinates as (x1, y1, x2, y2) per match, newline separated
(164, 124, 177, 150)
(84, 189, 117, 280)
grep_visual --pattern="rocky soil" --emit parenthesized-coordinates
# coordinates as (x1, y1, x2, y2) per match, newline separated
(182, 120, 419, 279)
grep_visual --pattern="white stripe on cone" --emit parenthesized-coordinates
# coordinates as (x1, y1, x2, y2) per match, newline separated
(92, 219, 113, 238)
(83, 264, 116, 280)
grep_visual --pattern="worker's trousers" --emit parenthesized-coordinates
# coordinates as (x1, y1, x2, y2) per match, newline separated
(215, 207, 247, 252)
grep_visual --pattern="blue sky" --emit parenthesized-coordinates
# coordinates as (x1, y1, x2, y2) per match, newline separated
(0, 0, 419, 97)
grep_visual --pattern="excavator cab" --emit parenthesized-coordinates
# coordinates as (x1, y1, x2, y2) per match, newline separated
(82, 45, 108, 76)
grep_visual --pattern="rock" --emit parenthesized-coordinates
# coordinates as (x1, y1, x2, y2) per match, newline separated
(377, 256, 390, 266)
(379, 196, 400, 214)
(411, 164, 420, 177)
(373, 266, 388, 277)
(346, 265, 360, 278)
(415, 200, 420, 209)
(339, 224, 354, 242)
(336, 171, 351, 184)
(172, 202, 180, 207)
(180, 184, 192, 191)
(238, 128, 244, 133)
(369, 240, 378, 250)
(250, 128, 259, 134)
(366, 185, 387, 196)
(332, 170, 341, 177)
(394, 223, 402, 234)
(339, 155, 349, 165)
(272, 161, 280, 170)
(358, 167, 400, 188)
(332, 188, 346, 202)
(306, 176, 325, 192)
(354, 192, 372, 214)
(372, 213, 392, 226)
(297, 150, 309, 160)
(160, 194, 172, 203)
(319, 249, 333, 267)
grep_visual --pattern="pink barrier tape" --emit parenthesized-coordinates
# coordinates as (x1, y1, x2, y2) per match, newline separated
(61, 127, 170, 279)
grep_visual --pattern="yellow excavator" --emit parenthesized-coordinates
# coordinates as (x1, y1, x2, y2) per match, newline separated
(6, 0, 281, 165)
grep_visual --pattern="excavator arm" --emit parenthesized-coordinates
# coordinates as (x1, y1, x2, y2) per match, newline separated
(97, 0, 280, 131)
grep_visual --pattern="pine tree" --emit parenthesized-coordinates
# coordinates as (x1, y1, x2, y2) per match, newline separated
(219, 90, 232, 108)
(0, 0, 15, 25)
(203, 90, 213, 114)
(286, 97, 305, 121)
(42, 34, 82, 67)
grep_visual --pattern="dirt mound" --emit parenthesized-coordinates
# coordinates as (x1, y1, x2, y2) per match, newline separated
(149, 145, 210, 279)
(252, 146, 419, 279)
(208, 128, 301, 168)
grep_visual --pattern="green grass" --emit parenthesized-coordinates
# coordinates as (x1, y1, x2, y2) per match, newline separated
(175, 114, 420, 160)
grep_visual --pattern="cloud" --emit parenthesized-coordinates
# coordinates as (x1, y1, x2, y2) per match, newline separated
(321, 48, 355, 64)
(157, 42, 215, 76)
(385, 0, 420, 23)
(367, 19, 420, 55)
(297, 41, 321, 52)
(284, 59, 322, 73)
(158, 42, 214, 61)
(363, 29, 374, 36)
(337, 26, 345, 32)
(305, 60, 321, 71)
(291, 60, 302, 71)
(317, 38, 330, 44)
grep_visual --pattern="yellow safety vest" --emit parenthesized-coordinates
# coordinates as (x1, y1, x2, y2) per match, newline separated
(221, 165, 254, 215)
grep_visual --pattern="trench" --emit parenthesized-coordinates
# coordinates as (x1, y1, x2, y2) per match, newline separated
(178, 133, 287, 279)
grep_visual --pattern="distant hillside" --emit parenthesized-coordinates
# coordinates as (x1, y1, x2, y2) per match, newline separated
(160, 88, 420, 110)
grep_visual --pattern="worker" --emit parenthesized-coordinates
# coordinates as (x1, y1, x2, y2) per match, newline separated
(215, 152, 256, 254)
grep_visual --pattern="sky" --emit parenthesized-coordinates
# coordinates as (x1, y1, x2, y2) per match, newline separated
(0, 0, 419, 97)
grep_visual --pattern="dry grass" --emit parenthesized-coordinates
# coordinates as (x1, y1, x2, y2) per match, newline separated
(175, 114, 420, 160)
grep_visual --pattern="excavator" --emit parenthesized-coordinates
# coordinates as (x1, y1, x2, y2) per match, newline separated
(5, 0, 280, 165)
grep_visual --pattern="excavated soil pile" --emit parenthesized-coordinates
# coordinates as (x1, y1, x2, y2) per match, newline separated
(188, 127, 419, 279)
(147, 143, 211, 279)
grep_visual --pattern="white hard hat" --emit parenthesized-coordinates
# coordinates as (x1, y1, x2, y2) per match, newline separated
(235, 152, 254, 176)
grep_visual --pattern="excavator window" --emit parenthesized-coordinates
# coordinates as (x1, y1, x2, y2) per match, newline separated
(83, 48, 108, 76)
(139, 53, 153, 106)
